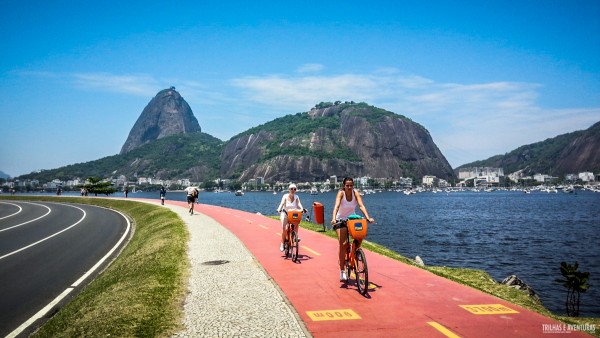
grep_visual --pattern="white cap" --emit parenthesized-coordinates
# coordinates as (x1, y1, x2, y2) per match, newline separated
(288, 183, 297, 189)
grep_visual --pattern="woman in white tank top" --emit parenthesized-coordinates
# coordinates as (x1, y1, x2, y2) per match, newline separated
(330, 177, 374, 281)
(276, 183, 304, 252)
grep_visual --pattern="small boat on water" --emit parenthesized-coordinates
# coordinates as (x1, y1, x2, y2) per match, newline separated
(235, 190, 244, 196)
(310, 187, 319, 195)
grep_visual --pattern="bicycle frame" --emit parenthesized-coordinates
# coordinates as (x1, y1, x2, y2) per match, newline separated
(339, 219, 369, 295)
(282, 209, 304, 263)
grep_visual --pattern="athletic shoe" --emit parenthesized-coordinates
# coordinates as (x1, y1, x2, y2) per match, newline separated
(340, 270, 348, 281)
(279, 243, 284, 252)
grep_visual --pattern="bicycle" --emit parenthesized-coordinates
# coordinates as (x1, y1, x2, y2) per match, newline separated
(336, 216, 370, 295)
(281, 209, 305, 263)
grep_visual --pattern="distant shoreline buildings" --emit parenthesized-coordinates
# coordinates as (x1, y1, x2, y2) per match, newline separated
(2, 167, 598, 192)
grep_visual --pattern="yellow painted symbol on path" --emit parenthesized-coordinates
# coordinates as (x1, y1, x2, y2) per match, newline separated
(245, 219, 253, 223)
(258, 224, 268, 229)
(306, 309, 361, 321)
(427, 322, 461, 338)
(301, 245, 320, 256)
(459, 304, 519, 315)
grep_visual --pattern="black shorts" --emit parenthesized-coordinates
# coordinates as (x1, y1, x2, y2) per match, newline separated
(187, 196, 195, 203)
(333, 221, 347, 231)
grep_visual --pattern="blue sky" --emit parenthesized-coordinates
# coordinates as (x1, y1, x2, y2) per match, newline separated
(1, 1, 599, 177)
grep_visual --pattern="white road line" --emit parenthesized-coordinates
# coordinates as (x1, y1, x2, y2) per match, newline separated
(71, 208, 131, 287)
(0, 202, 23, 220)
(0, 202, 51, 233)
(0, 204, 84, 260)
(6, 288, 74, 338)
(6, 206, 132, 338)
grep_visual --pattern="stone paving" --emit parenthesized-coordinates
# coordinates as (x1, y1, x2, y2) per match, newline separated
(163, 203, 310, 337)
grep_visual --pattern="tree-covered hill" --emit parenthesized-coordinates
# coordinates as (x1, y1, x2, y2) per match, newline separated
(456, 121, 600, 176)
(18, 132, 223, 182)
(220, 101, 453, 182)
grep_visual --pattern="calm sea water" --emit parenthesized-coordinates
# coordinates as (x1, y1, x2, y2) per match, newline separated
(24, 189, 600, 317)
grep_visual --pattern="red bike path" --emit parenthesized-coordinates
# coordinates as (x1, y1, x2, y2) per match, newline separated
(165, 200, 590, 337)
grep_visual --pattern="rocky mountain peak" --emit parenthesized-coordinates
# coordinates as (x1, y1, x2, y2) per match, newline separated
(220, 102, 454, 182)
(120, 87, 201, 154)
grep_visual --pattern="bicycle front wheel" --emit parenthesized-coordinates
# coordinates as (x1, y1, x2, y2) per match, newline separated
(284, 233, 291, 258)
(291, 230, 299, 262)
(355, 248, 369, 295)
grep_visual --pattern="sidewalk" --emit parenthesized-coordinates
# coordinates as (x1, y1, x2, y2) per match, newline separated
(149, 199, 591, 337)
(160, 201, 309, 337)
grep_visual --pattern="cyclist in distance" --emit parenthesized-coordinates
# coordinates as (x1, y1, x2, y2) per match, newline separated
(276, 183, 305, 252)
(330, 177, 375, 281)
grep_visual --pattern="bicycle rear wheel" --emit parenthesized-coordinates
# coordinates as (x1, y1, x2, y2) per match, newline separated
(355, 248, 369, 295)
(291, 230, 299, 262)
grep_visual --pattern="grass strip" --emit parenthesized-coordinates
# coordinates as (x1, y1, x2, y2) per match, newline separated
(1, 196, 188, 338)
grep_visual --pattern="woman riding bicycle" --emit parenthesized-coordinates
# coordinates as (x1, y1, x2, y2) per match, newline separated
(276, 183, 305, 252)
(330, 177, 375, 281)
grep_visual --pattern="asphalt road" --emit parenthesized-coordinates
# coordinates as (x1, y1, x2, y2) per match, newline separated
(0, 200, 130, 337)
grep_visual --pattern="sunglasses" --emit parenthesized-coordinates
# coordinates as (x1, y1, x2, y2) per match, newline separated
(290, 188, 296, 191)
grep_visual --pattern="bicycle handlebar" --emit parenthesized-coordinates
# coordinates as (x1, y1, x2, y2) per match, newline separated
(279, 208, 307, 213)
(332, 217, 376, 226)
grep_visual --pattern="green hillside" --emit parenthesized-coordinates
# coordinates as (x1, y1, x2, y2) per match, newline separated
(18, 132, 223, 182)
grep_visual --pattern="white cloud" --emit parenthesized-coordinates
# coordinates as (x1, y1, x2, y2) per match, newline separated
(22, 69, 597, 168)
(296, 63, 325, 73)
(229, 70, 600, 167)
(71, 72, 160, 96)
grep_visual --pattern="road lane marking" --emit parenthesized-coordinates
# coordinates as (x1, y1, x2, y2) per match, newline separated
(258, 224, 269, 229)
(0, 204, 84, 260)
(6, 288, 74, 338)
(459, 304, 519, 315)
(0, 202, 51, 233)
(427, 322, 461, 338)
(301, 245, 320, 256)
(306, 309, 361, 321)
(0, 202, 23, 220)
(7, 205, 132, 338)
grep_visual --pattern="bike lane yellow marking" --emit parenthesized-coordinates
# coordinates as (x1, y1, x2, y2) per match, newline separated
(306, 309, 361, 321)
(300, 245, 320, 256)
(427, 321, 461, 338)
(459, 304, 519, 315)
(257, 224, 268, 229)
